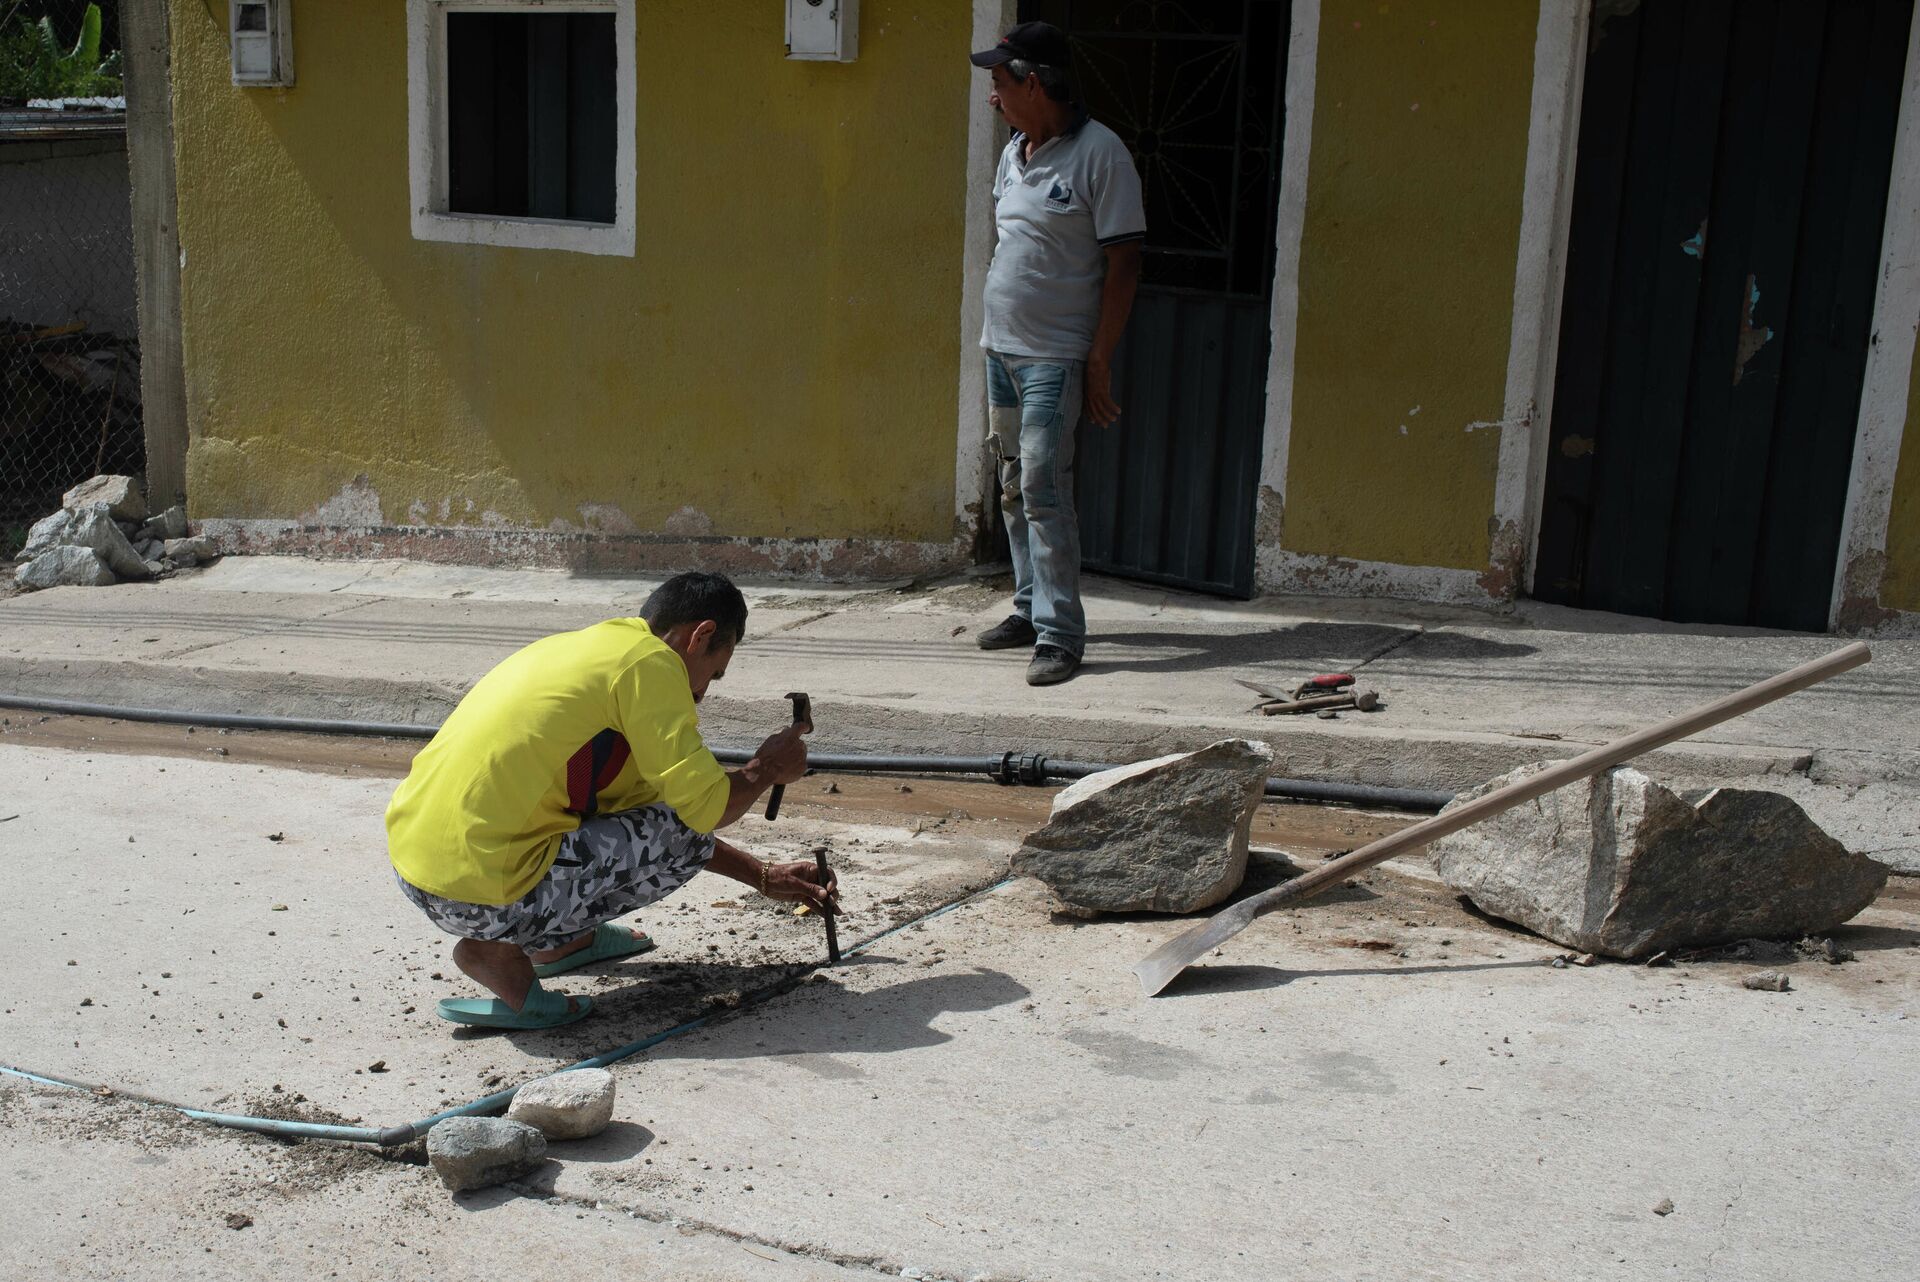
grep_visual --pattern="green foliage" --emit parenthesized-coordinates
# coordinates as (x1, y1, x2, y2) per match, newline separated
(0, 5, 124, 101)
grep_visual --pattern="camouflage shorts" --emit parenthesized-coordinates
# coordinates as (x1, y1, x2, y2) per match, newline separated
(397, 803, 716, 952)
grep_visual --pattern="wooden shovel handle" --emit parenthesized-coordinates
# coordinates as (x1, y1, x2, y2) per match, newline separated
(1237, 642, 1871, 920)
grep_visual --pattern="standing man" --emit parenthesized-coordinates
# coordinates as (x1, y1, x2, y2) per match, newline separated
(385, 571, 838, 1030)
(970, 21, 1144, 686)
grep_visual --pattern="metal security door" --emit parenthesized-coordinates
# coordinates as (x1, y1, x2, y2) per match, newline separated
(1021, 0, 1290, 598)
(1535, 0, 1915, 630)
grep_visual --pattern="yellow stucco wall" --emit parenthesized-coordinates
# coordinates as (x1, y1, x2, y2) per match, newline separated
(1284, 0, 1536, 570)
(1880, 337, 1920, 611)
(170, 1, 968, 543)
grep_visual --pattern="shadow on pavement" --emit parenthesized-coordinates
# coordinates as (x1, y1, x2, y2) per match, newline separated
(1158, 957, 1551, 997)
(1083, 622, 1538, 677)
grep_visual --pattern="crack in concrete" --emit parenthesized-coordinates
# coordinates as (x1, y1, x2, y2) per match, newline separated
(757, 609, 838, 640)
(1703, 1167, 1750, 1279)
(500, 1182, 991, 1280)
(148, 595, 392, 664)
(1352, 627, 1426, 670)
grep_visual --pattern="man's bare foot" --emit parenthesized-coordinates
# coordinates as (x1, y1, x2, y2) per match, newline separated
(527, 924, 646, 967)
(451, 937, 537, 1011)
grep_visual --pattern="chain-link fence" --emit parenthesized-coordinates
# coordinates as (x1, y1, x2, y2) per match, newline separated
(1, 0, 140, 557)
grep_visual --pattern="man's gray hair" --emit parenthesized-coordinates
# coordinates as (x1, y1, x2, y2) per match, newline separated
(1006, 57, 1073, 103)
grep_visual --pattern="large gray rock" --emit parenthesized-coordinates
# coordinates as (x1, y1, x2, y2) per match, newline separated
(19, 509, 76, 559)
(426, 1116, 548, 1191)
(15, 546, 117, 590)
(66, 506, 151, 579)
(1013, 738, 1273, 917)
(506, 1068, 616, 1140)
(62, 474, 147, 524)
(1432, 765, 1888, 959)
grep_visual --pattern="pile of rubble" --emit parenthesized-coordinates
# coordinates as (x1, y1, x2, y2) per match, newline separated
(12, 473, 217, 590)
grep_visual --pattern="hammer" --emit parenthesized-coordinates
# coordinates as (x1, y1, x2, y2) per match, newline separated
(762, 691, 812, 821)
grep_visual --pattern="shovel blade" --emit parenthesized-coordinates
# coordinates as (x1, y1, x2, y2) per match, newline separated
(1133, 895, 1265, 997)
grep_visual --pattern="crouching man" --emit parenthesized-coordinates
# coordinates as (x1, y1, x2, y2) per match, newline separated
(385, 571, 837, 1029)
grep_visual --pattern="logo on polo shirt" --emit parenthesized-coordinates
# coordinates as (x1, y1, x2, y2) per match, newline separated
(1045, 180, 1073, 213)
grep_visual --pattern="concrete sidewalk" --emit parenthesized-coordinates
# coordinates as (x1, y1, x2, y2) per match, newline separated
(2, 555, 1916, 868)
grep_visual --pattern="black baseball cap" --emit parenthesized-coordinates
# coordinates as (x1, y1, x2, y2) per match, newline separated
(970, 21, 1072, 70)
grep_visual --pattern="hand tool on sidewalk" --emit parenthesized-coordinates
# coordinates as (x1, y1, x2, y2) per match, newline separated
(1134, 642, 1873, 996)
(1292, 672, 1355, 700)
(1236, 674, 1360, 710)
(762, 691, 812, 821)
(1259, 690, 1379, 716)
(813, 844, 841, 965)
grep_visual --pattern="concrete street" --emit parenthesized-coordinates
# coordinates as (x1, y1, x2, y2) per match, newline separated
(2, 558, 1917, 1279)
(1, 727, 1915, 1281)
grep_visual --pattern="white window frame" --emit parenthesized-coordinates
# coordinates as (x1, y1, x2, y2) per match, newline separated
(407, 0, 637, 256)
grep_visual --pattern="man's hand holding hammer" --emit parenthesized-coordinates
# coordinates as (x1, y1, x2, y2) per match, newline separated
(716, 694, 811, 826)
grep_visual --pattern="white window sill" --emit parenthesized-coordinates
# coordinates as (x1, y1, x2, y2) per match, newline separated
(411, 208, 636, 257)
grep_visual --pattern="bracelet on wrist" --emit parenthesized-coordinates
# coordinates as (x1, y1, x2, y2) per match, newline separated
(758, 861, 769, 896)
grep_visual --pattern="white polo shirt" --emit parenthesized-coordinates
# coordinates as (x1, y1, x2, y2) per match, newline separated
(981, 113, 1146, 361)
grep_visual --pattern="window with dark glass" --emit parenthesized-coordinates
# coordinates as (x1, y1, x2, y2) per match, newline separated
(445, 11, 616, 224)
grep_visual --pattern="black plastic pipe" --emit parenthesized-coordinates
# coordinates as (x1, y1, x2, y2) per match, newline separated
(0, 694, 1453, 812)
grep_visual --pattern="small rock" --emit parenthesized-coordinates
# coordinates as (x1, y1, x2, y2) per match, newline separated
(270, 903, 288, 911)
(427, 1117, 548, 1191)
(79, 997, 93, 1007)
(224, 1212, 253, 1230)
(164, 534, 218, 565)
(368, 1060, 388, 1073)
(266, 832, 285, 843)
(1795, 936, 1854, 965)
(15, 546, 116, 590)
(1572, 953, 1598, 967)
(63, 474, 147, 523)
(1741, 970, 1790, 992)
(1652, 1199, 1674, 1217)
(506, 1067, 616, 1140)
(138, 505, 188, 542)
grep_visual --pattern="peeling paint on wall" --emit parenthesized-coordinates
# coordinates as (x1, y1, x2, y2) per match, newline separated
(1680, 220, 1707, 259)
(195, 519, 966, 583)
(662, 506, 716, 537)
(575, 504, 640, 536)
(1733, 273, 1775, 385)
(307, 475, 385, 527)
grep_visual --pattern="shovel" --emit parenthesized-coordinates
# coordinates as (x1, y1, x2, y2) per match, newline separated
(1134, 642, 1872, 997)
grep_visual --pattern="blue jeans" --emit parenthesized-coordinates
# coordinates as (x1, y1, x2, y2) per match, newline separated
(986, 351, 1085, 658)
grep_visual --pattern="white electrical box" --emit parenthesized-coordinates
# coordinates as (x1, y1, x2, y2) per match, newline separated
(231, 0, 294, 87)
(786, 0, 858, 62)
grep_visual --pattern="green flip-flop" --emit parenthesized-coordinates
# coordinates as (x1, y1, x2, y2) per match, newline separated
(531, 922, 656, 979)
(436, 982, 592, 1029)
